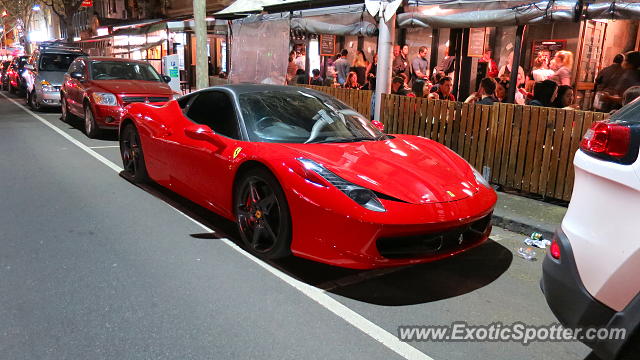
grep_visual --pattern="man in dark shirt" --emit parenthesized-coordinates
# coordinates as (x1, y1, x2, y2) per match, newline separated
(393, 45, 409, 77)
(596, 54, 624, 92)
(434, 77, 455, 101)
(391, 76, 413, 96)
(476, 78, 496, 105)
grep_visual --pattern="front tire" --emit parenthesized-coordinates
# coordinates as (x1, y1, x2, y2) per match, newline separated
(84, 104, 99, 138)
(60, 96, 71, 123)
(234, 167, 292, 260)
(119, 123, 149, 183)
(28, 91, 41, 111)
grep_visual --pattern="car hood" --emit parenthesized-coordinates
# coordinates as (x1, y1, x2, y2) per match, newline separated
(278, 135, 479, 204)
(39, 71, 65, 86)
(91, 80, 172, 95)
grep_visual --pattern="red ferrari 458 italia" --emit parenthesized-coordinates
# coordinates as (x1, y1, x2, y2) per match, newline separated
(119, 84, 497, 269)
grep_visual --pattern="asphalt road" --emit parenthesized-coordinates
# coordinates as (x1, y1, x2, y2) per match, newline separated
(0, 91, 598, 360)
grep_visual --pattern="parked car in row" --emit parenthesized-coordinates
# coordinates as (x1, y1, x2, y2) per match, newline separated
(61, 56, 175, 138)
(0, 60, 11, 91)
(6, 56, 30, 95)
(23, 44, 86, 110)
(118, 84, 497, 268)
(541, 98, 640, 360)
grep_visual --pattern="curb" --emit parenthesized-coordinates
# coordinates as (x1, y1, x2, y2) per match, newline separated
(491, 214, 556, 240)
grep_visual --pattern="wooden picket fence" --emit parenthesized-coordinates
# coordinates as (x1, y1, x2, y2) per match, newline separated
(301, 85, 373, 120)
(379, 94, 607, 201)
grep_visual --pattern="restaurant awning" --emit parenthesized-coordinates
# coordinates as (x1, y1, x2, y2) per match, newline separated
(398, 0, 640, 28)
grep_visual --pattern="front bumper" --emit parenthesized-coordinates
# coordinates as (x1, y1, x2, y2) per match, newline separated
(541, 229, 629, 359)
(37, 90, 61, 107)
(285, 177, 496, 269)
(92, 104, 125, 129)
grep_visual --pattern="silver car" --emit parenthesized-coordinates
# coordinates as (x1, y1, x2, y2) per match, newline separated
(24, 45, 85, 110)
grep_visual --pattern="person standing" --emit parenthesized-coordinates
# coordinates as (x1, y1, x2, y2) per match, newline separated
(479, 50, 498, 78)
(548, 50, 573, 86)
(286, 51, 298, 85)
(602, 51, 640, 108)
(594, 54, 625, 112)
(334, 49, 350, 86)
(294, 49, 306, 72)
(411, 46, 430, 83)
(352, 50, 369, 86)
(531, 57, 554, 82)
(393, 45, 409, 77)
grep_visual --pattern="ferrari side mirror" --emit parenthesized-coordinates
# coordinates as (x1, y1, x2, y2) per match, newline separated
(184, 125, 227, 149)
(371, 120, 385, 132)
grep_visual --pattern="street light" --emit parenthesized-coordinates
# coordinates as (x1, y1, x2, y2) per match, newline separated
(1, 10, 7, 56)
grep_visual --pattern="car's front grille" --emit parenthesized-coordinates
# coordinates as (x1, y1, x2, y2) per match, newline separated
(120, 96, 169, 105)
(121, 96, 146, 104)
(147, 96, 170, 103)
(376, 214, 492, 259)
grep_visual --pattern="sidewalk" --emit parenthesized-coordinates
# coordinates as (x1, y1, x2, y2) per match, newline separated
(492, 192, 567, 240)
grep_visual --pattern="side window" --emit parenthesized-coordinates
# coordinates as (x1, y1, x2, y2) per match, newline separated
(186, 91, 240, 139)
(78, 60, 87, 76)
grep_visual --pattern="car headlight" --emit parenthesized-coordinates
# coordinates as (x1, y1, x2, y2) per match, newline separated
(92, 92, 118, 106)
(297, 158, 386, 212)
(471, 166, 491, 189)
(40, 80, 56, 92)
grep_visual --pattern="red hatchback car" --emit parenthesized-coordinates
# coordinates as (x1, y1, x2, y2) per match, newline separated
(61, 56, 176, 138)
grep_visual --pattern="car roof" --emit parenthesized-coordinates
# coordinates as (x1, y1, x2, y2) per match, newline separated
(83, 57, 151, 65)
(214, 84, 318, 96)
(39, 47, 85, 55)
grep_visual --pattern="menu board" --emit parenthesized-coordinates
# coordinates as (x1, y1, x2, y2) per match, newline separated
(467, 28, 486, 58)
(320, 35, 336, 56)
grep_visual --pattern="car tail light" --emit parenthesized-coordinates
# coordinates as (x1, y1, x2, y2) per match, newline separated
(580, 121, 630, 159)
(550, 239, 561, 260)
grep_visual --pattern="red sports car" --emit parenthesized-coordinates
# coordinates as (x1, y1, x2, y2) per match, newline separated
(61, 56, 175, 138)
(119, 85, 497, 269)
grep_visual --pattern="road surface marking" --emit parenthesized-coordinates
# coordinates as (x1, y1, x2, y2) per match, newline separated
(1, 92, 433, 360)
(90, 145, 120, 149)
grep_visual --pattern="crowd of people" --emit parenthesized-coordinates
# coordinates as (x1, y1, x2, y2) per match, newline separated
(286, 43, 640, 112)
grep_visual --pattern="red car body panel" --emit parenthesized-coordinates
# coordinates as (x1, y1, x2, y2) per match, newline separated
(62, 57, 174, 129)
(122, 96, 497, 269)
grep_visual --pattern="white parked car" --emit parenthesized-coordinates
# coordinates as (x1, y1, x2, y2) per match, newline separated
(541, 99, 640, 360)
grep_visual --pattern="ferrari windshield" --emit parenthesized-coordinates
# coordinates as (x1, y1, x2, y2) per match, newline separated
(239, 90, 387, 143)
(90, 61, 162, 82)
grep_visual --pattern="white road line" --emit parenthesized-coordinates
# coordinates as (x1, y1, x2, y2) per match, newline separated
(90, 145, 120, 149)
(1, 92, 433, 360)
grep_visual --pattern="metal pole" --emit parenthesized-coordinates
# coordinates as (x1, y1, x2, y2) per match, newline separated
(507, 25, 525, 104)
(374, 14, 396, 121)
(193, 0, 208, 90)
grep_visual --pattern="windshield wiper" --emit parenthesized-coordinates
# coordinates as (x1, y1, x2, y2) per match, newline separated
(307, 136, 381, 144)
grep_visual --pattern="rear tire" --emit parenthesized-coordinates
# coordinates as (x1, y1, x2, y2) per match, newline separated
(119, 123, 150, 183)
(234, 167, 292, 260)
(84, 104, 99, 138)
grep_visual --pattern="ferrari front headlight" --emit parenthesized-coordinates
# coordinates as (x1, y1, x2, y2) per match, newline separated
(92, 92, 118, 106)
(472, 166, 491, 189)
(297, 158, 386, 212)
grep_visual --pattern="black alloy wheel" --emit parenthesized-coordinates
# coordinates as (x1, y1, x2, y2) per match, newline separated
(119, 124, 149, 183)
(235, 168, 292, 260)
